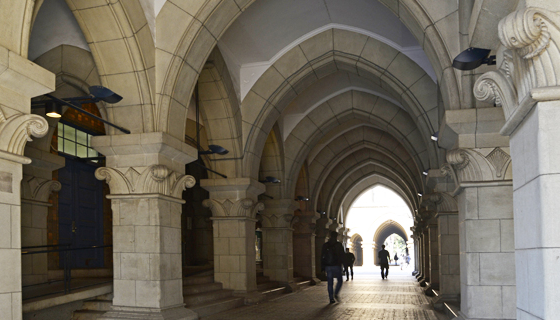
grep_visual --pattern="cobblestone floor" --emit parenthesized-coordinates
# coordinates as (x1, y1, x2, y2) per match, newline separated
(203, 267, 441, 320)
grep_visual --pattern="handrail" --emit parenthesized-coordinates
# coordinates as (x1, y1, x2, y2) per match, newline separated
(21, 244, 112, 295)
(22, 245, 112, 255)
(21, 244, 71, 250)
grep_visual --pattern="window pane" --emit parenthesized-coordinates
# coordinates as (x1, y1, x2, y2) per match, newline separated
(77, 145, 87, 158)
(58, 122, 63, 137)
(88, 134, 91, 146)
(64, 140, 76, 156)
(58, 138, 64, 152)
(88, 148, 98, 157)
(64, 125, 75, 141)
(76, 130, 87, 145)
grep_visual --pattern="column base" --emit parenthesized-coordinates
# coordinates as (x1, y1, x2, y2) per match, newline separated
(99, 305, 198, 320)
(310, 277, 321, 285)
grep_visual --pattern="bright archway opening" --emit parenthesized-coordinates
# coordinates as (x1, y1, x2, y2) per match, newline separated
(345, 185, 414, 268)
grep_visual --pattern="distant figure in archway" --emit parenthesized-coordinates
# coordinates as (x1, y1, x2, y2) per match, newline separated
(321, 231, 345, 303)
(343, 248, 355, 281)
(378, 245, 391, 279)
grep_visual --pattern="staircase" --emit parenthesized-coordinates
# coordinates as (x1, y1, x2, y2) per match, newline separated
(182, 270, 245, 318)
(72, 293, 112, 320)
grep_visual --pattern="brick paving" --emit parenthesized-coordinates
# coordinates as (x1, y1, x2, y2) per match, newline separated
(203, 268, 441, 320)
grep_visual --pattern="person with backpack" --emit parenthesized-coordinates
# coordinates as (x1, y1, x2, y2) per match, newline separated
(343, 248, 355, 281)
(378, 245, 391, 279)
(321, 231, 346, 303)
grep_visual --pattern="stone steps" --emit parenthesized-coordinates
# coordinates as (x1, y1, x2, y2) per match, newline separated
(183, 274, 214, 286)
(72, 310, 106, 320)
(190, 296, 245, 318)
(81, 299, 112, 311)
(183, 281, 223, 295)
(184, 288, 237, 306)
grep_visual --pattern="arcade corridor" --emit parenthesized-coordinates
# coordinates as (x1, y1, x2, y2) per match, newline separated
(204, 268, 443, 320)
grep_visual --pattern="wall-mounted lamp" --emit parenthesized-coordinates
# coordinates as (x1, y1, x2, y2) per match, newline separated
(45, 101, 62, 118)
(430, 131, 439, 141)
(418, 193, 423, 197)
(295, 196, 309, 201)
(261, 194, 274, 199)
(32, 86, 130, 134)
(260, 176, 280, 183)
(422, 171, 429, 176)
(199, 145, 229, 155)
(452, 47, 496, 70)
(316, 210, 326, 215)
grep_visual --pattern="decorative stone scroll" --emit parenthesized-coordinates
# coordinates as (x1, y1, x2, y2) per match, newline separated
(442, 148, 511, 184)
(21, 177, 61, 202)
(95, 165, 195, 198)
(422, 192, 458, 214)
(0, 107, 48, 160)
(202, 198, 264, 218)
(474, 8, 560, 135)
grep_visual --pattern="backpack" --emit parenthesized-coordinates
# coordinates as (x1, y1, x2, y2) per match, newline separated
(323, 243, 337, 266)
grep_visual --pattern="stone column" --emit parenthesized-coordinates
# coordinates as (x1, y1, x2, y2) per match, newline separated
(20, 150, 64, 285)
(92, 133, 198, 320)
(260, 199, 298, 291)
(314, 215, 331, 280)
(422, 228, 430, 283)
(474, 6, 560, 319)
(362, 242, 375, 267)
(0, 44, 54, 319)
(428, 222, 439, 289)
(440, 147, 515, 320)
(201, 178, 264, 297)
(293, 210, 320, 284)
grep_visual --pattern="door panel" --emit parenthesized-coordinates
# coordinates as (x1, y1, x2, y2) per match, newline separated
(58, 158, 104, 268)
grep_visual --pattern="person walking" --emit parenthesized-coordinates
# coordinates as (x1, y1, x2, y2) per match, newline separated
(394, 253, 399, 266)
(343, 248, 355, 281)
(378, 245, 391, 279)
(321, 231, 345, 303)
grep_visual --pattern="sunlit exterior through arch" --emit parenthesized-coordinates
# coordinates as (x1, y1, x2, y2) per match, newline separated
(345, 185, 414, 268)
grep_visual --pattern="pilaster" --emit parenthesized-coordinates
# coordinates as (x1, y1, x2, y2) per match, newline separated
(0, 44, 54, 320)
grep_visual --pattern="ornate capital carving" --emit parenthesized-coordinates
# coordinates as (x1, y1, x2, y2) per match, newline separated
(261, 213, 299, 229)
(202, 198, 264, 218)
(95, 165, 195, 198)
(476, 8, 560, 135)
(444, 148, 511, 183)
(21, 176, 61, 203)
(0, 108, 48, 161)
(422, 192, 458, 213)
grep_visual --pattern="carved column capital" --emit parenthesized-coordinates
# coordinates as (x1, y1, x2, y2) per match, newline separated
(442, 148, 512, 192)
(202, 198, 264, 218)
(21, 177, 61, 204)
(475, 8, 560, 135)
(422, 192, 458, 215)
(95, 164, 195, 199)
(259, 199, 299, 228)
(0, 108, 49, 163)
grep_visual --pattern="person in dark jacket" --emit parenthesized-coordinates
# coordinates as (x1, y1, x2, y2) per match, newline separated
(378, 245, 391, 279)
(343, 248, 355, 281)
(321, 231, 345, 303)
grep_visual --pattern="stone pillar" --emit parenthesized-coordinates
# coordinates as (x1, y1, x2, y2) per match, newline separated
(314, 215, 331, 280)
(422, 228, 430, 282)
(20, 151, 63, 285)
(439, 147, 515, 320)
(201, 178, 265, 296)
(437, 211, 459, 301)
(293, 210, 320, 284)
(260, 199, 298, 291)
(362, 242, 374, 267)
(0, 44, 54, 319)
(474, 6, 560, 319)
(428, 222, 439, 289)
(92, 133, 198, 320)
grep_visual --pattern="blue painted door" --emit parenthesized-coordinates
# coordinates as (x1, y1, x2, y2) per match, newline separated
(58, 158, 104, 268)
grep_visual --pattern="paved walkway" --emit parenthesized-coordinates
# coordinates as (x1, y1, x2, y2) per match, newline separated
(203, 267, 442, 320)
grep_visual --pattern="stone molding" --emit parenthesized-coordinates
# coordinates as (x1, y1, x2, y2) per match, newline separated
(293, 211, 321, 234)
(95, 164, 195, 199)
(441, 148, 512, 194)
(314, 216, 332, 238)
(422, 192, 458, 214)
(202, 198, 264, 219)
(260, 199, 299, 229)
(474, 8, 560, 135)
(0, 107, 49, 164)
(21, 176, 61, 204)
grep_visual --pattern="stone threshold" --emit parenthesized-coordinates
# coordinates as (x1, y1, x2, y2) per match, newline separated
(23, 282, 112, 313)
